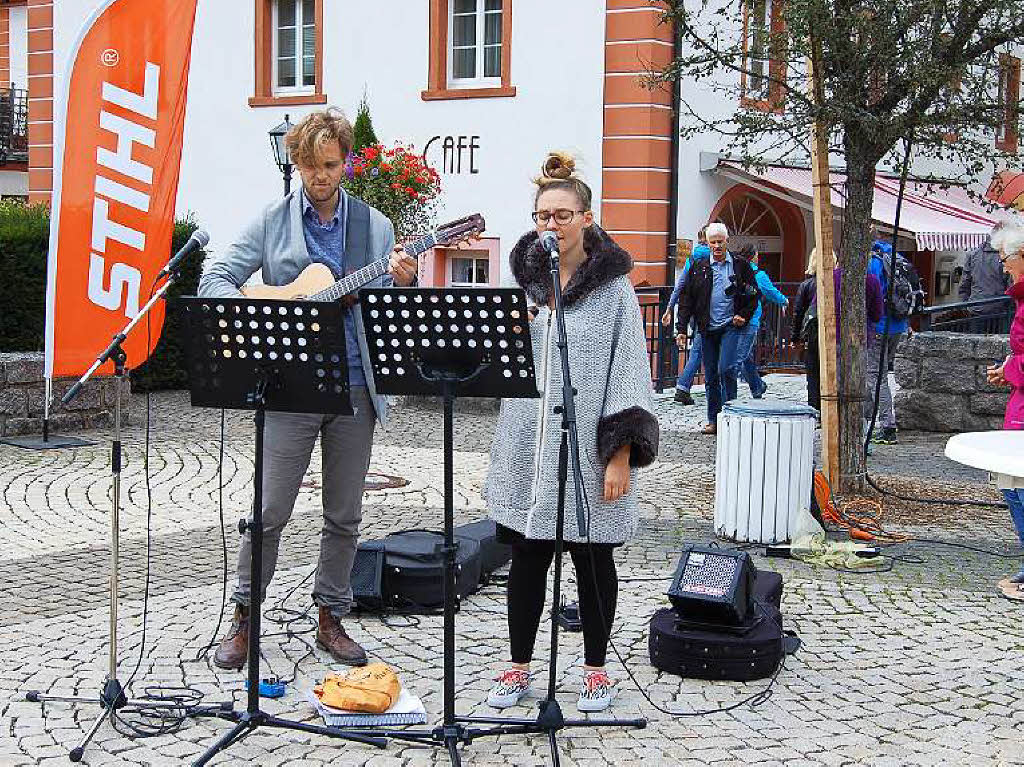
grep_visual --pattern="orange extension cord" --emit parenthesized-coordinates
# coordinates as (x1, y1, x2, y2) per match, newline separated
(813, 470, 911, 544)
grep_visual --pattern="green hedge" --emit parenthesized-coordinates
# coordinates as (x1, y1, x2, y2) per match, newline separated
(0, 201, 204, 391)
(0, 201, 50, 351)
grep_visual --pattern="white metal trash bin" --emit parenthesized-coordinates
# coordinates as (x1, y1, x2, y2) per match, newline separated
(714, 399, 817, 544)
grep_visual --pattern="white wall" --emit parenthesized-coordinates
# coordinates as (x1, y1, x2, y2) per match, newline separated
(51, 0, 607, 285)
(8, 5, 27, 90)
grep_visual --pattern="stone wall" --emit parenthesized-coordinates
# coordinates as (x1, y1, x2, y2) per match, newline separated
(0, 352, 130, 437)
(894, 332, 1011, 432)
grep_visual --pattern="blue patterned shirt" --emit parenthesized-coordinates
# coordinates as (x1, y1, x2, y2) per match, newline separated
(301, 189, 365, 387)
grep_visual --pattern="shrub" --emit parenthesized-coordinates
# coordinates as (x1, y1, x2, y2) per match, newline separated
(0, 200, 203, 390)
(352, 94, 379, 153)
(0, 201, 50, 351)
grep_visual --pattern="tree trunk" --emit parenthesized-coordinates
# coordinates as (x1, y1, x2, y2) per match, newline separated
(837, 137, 878, 494)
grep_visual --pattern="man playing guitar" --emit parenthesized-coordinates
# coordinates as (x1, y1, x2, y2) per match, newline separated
(199, 108, 417, 669)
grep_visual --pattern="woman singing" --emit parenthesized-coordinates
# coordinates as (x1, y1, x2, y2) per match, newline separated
(484, 152, 659, 712)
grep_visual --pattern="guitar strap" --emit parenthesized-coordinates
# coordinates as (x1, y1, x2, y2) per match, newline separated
(345, 197, 373, 269)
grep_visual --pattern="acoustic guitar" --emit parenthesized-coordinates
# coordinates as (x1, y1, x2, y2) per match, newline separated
(241, 213, 486, 301)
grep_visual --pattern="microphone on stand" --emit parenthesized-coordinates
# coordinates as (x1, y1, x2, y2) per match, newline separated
(540, 230, 560, 260)
(157, 228, 210, 279)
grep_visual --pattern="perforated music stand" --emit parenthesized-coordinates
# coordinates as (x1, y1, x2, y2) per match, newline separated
(177, 296, 387, 764)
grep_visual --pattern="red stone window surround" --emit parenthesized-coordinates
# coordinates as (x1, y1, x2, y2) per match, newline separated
(422, 0, 515, 101)
(995, 53, 1020, 154)
(740, 0, 786, 114)
(248, 0, 326, 108)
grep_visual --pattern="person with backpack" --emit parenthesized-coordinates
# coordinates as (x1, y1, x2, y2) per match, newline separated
(661, 243, 711, 405)
(867, 240, 922, 444)
(734, 245, 789, 399)
(792, 249, 884, 412)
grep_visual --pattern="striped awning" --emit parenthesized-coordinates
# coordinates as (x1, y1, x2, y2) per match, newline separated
(716, 161, 998, 252)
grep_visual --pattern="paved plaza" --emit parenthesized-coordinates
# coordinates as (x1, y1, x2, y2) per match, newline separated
(2, 374, 1023, 766)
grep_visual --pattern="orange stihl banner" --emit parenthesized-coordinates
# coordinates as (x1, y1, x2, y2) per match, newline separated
(44, 0, 198, 378)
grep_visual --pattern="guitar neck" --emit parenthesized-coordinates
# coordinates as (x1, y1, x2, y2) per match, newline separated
(311, 232, 437, 302)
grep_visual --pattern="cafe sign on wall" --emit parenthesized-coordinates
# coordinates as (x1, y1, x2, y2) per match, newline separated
(423, 135, 480, 175)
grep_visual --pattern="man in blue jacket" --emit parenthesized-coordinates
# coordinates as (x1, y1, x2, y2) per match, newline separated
(662, 243, 711, 404)
(734, 245, 789, 398)
(867, 240, 911, 444)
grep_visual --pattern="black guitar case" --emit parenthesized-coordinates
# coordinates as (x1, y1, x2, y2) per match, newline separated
(649, 570, 797, 682)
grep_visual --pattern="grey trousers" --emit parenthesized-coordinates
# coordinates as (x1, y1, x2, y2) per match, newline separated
(232, 386, 376, 617)
(866, 332, 904, 429)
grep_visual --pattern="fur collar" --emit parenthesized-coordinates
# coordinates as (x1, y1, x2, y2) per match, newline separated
(509, 226, 632, 308)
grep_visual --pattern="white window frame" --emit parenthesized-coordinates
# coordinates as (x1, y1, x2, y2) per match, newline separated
(744, 0, 773, 103)
(448, 252, 491, 287)
(447, 0, 503, 89)
(272, 0, 316, 96)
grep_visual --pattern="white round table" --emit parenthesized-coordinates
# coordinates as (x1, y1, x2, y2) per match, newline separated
(944, 431, 1024, 490)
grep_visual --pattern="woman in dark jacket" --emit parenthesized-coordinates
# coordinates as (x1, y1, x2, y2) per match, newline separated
(791, 249, 883, 410)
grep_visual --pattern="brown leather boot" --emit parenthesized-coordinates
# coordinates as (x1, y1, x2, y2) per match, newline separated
(213, 604, 249, 670)
(316, 606, 367, 666)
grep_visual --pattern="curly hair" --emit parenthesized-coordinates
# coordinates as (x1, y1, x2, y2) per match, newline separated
(285, 107, 354, 167)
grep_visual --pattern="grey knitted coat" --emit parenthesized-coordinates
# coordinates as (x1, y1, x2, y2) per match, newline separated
(485, 227, 660, 544)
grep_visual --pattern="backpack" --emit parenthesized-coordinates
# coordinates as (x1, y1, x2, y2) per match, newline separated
(874, 253, 922, 320)
(800, 300, 818, 345)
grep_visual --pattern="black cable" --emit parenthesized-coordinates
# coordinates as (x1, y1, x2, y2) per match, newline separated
(111, 276, 205, 738)
(861, 136, 1005, 510)
(195, 409, 229, 662)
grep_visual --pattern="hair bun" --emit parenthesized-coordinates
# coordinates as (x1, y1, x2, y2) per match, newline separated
(541, 151, 576, 181)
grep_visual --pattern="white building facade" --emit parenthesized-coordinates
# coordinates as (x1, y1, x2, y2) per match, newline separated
(6, 0, 1021, 304)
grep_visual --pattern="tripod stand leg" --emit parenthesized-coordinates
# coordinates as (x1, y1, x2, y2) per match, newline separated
(446, 737, 462, 767)
(548, 729, 561, 767)
(192, 720, 253, 767)
(69, 702, 115, 762)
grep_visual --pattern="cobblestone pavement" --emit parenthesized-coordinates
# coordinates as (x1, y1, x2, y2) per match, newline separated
(2, 374, 1023, 766)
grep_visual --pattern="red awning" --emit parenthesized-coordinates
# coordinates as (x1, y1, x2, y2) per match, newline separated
(716, 161, 998, 251)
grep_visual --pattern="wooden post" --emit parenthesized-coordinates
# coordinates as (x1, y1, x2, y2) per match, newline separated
(807, 41, 839, 488)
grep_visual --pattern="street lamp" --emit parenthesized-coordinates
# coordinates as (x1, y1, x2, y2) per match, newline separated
(269, 113, 294, 196)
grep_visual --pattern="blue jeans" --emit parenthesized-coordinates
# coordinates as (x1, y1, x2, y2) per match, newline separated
(702, 325, 742, 425)
(676, 332, 703, 392)
(1004, 489, 1024, 563)
(728, 323, 764, 396)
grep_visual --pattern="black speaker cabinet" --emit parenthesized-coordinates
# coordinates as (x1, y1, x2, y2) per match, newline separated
(667, 545, 755, 625)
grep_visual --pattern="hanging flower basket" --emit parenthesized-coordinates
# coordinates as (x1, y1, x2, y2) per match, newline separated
(342, 143, 442, 239)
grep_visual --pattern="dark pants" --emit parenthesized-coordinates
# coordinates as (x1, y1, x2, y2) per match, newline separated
(506, 537, 618, 667)
(702, 325, 740, 425)
(804, 344, 821, 411)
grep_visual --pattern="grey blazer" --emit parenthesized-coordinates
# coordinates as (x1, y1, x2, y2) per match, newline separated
(198, 188, 396, 426)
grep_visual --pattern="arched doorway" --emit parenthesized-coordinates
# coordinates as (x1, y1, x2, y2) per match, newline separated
(709, 184, 807, 285)
(715, 193, 784, 282)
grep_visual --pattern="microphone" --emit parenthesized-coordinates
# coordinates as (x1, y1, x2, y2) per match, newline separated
(158, 228, 210, 279)
(540, 230, 559, 255)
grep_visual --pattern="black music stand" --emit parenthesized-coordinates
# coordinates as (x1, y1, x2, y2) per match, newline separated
(360, 287, 642, 766)
(178, 297, 388, 764)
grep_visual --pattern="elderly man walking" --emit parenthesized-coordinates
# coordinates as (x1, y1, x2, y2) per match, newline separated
(675, 223, 761, 434)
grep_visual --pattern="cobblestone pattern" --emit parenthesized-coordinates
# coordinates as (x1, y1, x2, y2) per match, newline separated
(894, 333, 1011, 432)
(2, 376, 1022, 766)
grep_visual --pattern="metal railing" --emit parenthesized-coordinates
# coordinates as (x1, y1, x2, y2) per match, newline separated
(0, 86, 28, 162)
(916, 295, 1014, 334)
(636, 282, 805, 392)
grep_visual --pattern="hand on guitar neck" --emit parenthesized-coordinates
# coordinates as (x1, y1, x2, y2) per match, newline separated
(241, 213, 486, 303)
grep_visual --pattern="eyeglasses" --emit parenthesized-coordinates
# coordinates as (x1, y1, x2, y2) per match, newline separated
(1000, 251, 1022, 264)
(532, 209, 585, 225)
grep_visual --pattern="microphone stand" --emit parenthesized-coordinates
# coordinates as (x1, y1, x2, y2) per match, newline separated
(25, 265, 223, 762)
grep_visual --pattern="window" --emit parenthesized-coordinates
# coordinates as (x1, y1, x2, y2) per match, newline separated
(450, 0, 502, 85)
(449, 254, 490, 286)
(996, 53, 1020, 154)
(740, 0, 785, 112)
(274, 0, 315, 92)
(423, 0, 515, 100)
(249, 0, 326, 108)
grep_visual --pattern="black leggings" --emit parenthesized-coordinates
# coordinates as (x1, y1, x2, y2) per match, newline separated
(506, 538, 618, 667)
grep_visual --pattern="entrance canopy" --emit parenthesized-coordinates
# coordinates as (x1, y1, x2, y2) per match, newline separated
(713, 160, 998, 251)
